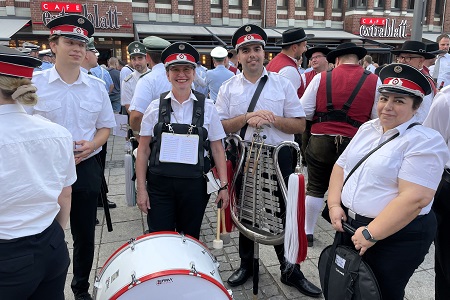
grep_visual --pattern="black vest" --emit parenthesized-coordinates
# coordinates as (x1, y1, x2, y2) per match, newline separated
(149, 91, 209, 178)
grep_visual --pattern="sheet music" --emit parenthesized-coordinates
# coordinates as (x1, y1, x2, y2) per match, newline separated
(112, 114, 128, 137)
(159, 132, 199, 165)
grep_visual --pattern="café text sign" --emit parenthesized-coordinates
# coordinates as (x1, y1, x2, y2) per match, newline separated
(41, 2, 122, 30)
(359, 18, 408, 38)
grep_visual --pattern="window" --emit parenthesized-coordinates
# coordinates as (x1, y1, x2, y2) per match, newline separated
(229, 0, 240, 6)
(407, 0, 414, 9)
(391, 0, 400, 9)
(332, 0, 342, 9)
(295, 0, 305, 6)
(315, 0, 324, 8)
(277, 0, 287, 7)
(374, 0, 384, 8)
(249, 0, 261, 7)
(435, 0, 442, 15)
(348, 0, 366, 8)
(211, 0, 221, 4)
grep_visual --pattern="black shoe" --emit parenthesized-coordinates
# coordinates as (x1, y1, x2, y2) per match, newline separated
(75, 292, 93, 300)
(307, 234, 314, 247)
(96, 218, 100, 225)
(281, 266, 322, 298)
(227, 267, 253, 287)
(97, 200, 117, 208)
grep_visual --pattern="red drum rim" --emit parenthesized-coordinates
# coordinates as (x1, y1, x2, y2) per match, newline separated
(110, 269, 232, 300)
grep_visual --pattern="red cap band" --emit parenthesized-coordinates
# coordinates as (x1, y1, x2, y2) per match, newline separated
(0, 61, 34, 79)
(383, 77, 425, 95)
(236, 34, 264, 48)
(50, 25, 88, 37)
(165, 53, 196, 65)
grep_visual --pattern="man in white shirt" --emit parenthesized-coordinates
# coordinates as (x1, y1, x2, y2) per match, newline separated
(363, 55, 376, 73)
(432, 34, 450, 89)
(30, 15, 116, 300)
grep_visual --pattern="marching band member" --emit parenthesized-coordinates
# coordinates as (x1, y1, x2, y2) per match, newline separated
(30, 15, 116, 300)
(328, 64, 448, 300)
(135, 42, 229, 240)
(0, 46, 76, 300)
(215, 24, 322, 298)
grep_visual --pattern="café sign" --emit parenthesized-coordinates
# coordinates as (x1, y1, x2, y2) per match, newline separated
(359, 18, 408, 38)
(41, 2, 122, 30)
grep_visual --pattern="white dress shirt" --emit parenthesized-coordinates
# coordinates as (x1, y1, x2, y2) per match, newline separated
(129, 63, 171, 113)
(121, 68, 150, 106)
(432, 53, 450, 89)
(0, 104, 77, 239)
(423, 86, 450, 168)
(337, 118, 448, 218)
(277, 55, 301, 91)
(215, 68, 305, 146)
(31, 67, 116, 158)
(140, 91, 226, 143)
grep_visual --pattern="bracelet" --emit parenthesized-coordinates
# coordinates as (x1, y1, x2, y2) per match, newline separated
(328, 204, 341, 210)
(218, 183, 228, 191)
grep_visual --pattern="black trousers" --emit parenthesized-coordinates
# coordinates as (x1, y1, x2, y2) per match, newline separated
(70, 156, 102, 296)
(97, 142, 108, 204)
(238, 147, 292, 269)
(434, 170, 450, 300)
(146, 173, 210, 240)
(0, 220, 69, 300)
(343, 212, 436, 300)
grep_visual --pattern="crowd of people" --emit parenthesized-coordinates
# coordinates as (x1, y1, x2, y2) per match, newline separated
(1, 13, 450, 300)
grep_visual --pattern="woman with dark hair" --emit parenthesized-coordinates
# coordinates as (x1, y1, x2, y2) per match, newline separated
(327, 63, 449, 300)
(0, 46, 76, 299)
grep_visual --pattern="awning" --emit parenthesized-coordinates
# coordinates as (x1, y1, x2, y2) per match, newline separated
(135, 24, 210, 36)
(206, 26, 281, 38)
(422, 33, 439, 42)
(0, 18, 29, 41)
(274, 29, 362, 40)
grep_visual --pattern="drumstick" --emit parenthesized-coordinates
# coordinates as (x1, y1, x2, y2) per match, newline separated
(220, 209, 230, 244)
(213, 200, 223, 249)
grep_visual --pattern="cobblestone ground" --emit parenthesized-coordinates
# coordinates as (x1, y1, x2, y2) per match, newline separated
(63, 135, 436, 300)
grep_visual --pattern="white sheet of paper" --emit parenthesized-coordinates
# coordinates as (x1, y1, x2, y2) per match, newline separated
(112, 114, 128, 137)
(159, 132, 199, 165)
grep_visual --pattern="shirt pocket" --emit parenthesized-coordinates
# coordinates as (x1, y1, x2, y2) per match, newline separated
(368, 150, 403, 184)
(79, 100, 102, 130)
(263, 91, 284, 116)
(33, 100, 62, 122)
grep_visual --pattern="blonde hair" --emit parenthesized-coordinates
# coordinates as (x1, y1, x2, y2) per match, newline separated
(0, 76, 38, 106)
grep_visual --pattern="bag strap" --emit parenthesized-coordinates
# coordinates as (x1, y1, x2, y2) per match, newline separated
(239, 74, 268, 138)
(343, 122, 420, 187)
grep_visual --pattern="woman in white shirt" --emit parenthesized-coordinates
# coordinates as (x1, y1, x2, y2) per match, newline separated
(327, 63, 449, 300)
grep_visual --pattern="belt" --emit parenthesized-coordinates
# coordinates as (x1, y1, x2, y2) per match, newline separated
(0, 237, 21, 244)
(343, 206, 374, 223)
(0, 219, 57, 244)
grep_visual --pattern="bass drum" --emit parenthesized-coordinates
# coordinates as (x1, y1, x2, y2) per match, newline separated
(93, 231, 232, 300)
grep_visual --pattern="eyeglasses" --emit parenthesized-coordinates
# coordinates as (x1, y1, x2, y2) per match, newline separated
(396, 55, 423, 63)
(310, 55, 326, 60)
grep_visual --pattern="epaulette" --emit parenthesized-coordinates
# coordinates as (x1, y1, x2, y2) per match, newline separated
(139, 69, 151, 79)
(124, 73, 133, 82)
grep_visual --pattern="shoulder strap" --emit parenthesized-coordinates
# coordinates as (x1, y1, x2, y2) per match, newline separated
(326, 70, 333, 111)
(341, 70, 371, 113)
(191, 90, 205, 127)
(239, 74, 268, 138)
(158, 91, 171, 124)
(342, 122, 420, 187)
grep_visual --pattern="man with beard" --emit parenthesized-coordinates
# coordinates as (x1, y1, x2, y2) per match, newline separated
(121, 41, 150, 114)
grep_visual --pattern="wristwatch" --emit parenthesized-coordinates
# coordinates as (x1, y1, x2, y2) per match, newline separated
(362, 226, 378, 243)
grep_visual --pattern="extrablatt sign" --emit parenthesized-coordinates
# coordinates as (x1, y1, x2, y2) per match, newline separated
(360, 17, 386, 26)
(41, 2, 82, 13)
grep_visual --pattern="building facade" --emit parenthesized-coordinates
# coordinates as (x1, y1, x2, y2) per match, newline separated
(1, 0, 448, 65)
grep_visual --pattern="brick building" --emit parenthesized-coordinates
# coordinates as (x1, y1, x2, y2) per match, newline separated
(1, 0, 448, 65)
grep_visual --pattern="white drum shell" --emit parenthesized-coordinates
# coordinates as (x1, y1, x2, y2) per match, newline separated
(94, 232, 232, 300)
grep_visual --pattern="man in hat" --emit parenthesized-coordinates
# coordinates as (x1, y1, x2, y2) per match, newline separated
(87, 38, 114, 94)
(226, 49, 240, 74)
(195, 46, 234, 102)
(423, 78, 450, 300)
(431, 34, 450, 89)
(129, 36, 171, 140)
(22, 42, 40, 58)
(391, 40, 436, 122)
(267, 27, 314, 97)
(38, 49, 54, 70)
(301, 42, 380, 249)
(121, 41, 150, 114)
(215, 24, 322, 298)
(29, 15, 116, 300)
